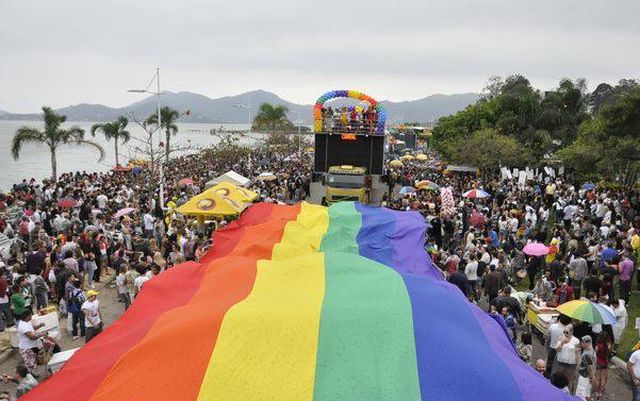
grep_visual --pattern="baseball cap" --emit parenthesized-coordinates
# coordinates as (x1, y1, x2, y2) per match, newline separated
(581, 335, 592, 343)
(87, 290, 99, 297)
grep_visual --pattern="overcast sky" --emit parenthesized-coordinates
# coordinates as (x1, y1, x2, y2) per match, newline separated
(1, 0, 639, 113)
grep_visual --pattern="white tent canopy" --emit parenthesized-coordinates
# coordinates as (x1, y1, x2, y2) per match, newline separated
(205, 170, 250, 188)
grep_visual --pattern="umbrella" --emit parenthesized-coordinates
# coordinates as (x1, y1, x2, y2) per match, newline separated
(399, 186, 416, 195)
(84, 225, 99, 233)
(416, 154, 428, 161)
(522, 242, 549, 257)
(469, 211, 486, 228)
(602, 247, 618, 262)
(556, 300, 617, 324)
(389, 160, 404, 168)
(57, 198, 77, 208)
(415, 180, 440, 191)
(113, 207, 136, 219)
(257, 172, 277, 181)
(581, 182, 596, 191)
(178, 178, 194, 187)
(462, 189, 490, 199)
(112, 165, 132, 173)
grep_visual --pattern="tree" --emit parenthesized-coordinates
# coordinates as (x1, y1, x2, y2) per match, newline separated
(449, 128, 526, 172)
(91, 116, 131, 166)
(559, 86, 640, 183)
(433, 75, 590, 165)
(11, 106, 105, 181)
(145, 106, 180, 164)
(252, 103, 292, 132)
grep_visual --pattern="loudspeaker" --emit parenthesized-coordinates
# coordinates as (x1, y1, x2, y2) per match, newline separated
(314, 134, 384, 174)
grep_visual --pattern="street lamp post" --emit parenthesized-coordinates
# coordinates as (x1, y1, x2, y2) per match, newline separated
(128, 67, 164, 208)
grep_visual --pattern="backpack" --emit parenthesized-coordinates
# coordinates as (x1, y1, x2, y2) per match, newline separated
(68, 289, 84, 315)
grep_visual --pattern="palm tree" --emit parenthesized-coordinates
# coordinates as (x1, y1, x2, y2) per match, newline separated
(11, 106, 105, 181)
(252, 103, 292, 133)
(145, 106, 179, 164)
(91, 116, 131, 166)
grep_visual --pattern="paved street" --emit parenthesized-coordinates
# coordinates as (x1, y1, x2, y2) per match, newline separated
(0, 276, 122, 398)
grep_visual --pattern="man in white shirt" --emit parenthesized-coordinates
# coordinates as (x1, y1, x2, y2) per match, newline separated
(82, 290, 102, 343)
(143, 211, 155, 239)
(464, 253, 479, 300)
(545, 314, 571, 376)
(96, 193, 108, 210)
(628, 349, 640, 401)
(134, 273, 150, 295)
(17, 310, 46, 375)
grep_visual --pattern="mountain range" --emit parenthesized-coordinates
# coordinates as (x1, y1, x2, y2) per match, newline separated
(0, 90, 479, 124)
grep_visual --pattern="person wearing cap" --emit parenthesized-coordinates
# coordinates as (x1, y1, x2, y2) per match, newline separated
(81, 290, 102, 343)
(575, 335, 596, 400)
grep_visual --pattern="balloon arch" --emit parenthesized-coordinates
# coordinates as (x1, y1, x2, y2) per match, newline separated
(313, 90, 387, 134)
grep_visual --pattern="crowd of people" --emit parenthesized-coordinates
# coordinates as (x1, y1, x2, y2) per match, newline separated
(0, 142, 312, 398)
(320, 106, 379, 134)
(2, 138, 640, 399)
(384, 151, 640, 400)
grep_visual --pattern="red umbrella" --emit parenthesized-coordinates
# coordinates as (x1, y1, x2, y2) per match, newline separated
(57, 198, 78, 208)
(178, 178, 194, 187)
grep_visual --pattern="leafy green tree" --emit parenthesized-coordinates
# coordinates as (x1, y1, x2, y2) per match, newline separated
(91, 116, 131, 166)
(449, 129, 526, 172)
(252, 103, 292, 133)
(433, 75, 589, 165)
(145, 106, 180, 164)
(11, 106, 105, 181)
(559, 86, 640, 183)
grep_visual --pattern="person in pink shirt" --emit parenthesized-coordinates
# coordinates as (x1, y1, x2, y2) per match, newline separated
(618, 250, 634, 304)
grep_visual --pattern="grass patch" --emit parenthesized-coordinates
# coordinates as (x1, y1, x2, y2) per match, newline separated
(618, 291, 640, 360)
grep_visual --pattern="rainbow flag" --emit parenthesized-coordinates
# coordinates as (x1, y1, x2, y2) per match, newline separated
(23, 202, 573, 401)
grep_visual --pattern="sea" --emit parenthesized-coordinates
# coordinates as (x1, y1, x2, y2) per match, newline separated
(0, 120, 254, 191)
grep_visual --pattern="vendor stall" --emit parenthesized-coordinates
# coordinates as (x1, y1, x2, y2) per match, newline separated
(527, 301, 559, 336)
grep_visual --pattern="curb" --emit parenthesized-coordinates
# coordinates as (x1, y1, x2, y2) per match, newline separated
(0, 347, 16, 365)
(612, 356, 631, 385)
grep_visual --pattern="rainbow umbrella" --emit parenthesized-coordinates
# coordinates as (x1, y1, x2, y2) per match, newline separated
(556, 300, 617, 324)
(24, 202, 575, 401)
(462, 189, 490, 199)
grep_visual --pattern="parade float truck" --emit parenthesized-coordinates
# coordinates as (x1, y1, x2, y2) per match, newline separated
(323, 165, 369, 204)
(310, 90, 387, 205)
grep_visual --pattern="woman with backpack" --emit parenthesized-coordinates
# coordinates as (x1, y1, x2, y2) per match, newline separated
(67, 279, 86, 340)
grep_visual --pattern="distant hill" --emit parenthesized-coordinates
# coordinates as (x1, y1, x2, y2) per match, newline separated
(0, 90, 479, 124)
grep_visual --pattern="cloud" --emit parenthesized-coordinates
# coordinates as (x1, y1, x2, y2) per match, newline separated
(1, 0, 639, 112)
